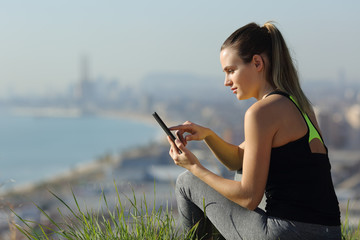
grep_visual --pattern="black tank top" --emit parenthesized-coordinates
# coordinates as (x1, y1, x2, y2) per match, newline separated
(265, 91, 340, 226)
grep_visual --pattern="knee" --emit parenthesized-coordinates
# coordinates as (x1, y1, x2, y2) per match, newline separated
(176, 170, 193, 189)
(175, 170, 197, 198)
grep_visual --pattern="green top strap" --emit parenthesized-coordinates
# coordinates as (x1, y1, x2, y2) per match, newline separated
(289, 96, 323, 144)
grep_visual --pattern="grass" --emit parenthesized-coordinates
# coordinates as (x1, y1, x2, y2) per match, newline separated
(341, 200, 360, 240)
(8, 184, 360, 240)
(11, 183, 198, 240)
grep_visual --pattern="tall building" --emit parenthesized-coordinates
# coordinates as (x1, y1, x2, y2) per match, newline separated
(75, 55, 93, 104)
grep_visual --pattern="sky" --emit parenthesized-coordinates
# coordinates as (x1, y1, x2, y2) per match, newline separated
(0, 0, 359, 97)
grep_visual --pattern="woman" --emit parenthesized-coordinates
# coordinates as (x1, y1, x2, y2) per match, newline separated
(167, 22, 341, 239)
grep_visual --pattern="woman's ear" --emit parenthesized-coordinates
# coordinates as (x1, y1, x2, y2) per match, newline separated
(252, 54, 264, 71)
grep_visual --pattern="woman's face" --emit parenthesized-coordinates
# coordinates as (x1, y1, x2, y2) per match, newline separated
(220, 48, 258, 100)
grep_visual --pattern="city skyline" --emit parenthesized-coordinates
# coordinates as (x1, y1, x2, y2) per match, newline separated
(0, 0, 359, 98)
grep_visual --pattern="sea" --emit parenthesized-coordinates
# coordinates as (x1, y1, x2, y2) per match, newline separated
(0, 112, 160, 192)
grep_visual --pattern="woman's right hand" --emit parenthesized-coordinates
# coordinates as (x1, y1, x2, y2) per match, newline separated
(169, 121, 211, 146)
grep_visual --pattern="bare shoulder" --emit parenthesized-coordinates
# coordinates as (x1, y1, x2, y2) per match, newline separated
(244, 94, 303, 142)
(247, 94, 310, 147)
(245, 95, 288, 122)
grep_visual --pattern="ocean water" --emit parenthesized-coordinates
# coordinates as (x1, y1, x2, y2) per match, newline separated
(0, 114, 159, 190)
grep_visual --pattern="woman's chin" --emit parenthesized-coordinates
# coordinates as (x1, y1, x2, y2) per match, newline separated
(237, 93, 252, 101)
(236, 92, 244, 100)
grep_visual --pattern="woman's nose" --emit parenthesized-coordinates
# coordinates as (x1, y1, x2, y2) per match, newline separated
(224, 76, 232, 86)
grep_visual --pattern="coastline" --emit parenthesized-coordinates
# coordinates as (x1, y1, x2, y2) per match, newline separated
(0, 155, 111, 196)
(96, 109, 157, 126)
(10, 106, 157, 125)
(0, 106, 163, 196)
(0, 134, 177, 238)
(9, 106, 179, 127)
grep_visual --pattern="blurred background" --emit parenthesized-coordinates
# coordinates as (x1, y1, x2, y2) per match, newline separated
(0, 0, 360, 237)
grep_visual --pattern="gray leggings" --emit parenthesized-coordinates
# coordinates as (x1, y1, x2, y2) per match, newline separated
(175, 171, 341, 240)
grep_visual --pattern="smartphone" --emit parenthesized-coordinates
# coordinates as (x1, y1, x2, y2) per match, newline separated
(152, 112, 182, 153)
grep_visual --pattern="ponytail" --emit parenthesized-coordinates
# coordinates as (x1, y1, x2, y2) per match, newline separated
(263, 22, 312, 113)
(222, 22, 312, 113)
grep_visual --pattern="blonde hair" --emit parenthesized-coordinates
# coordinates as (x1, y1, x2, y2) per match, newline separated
(221, 21, 312, 113)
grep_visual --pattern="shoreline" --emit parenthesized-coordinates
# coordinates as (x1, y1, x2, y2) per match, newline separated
(0, 107, 164, 197)
(0, 156, 111, 197)
(9, 106, 179, 127)
(10, 106, 157, 125)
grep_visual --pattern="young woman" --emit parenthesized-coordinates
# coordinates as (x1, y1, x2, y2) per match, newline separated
(167, 22, 341, 240)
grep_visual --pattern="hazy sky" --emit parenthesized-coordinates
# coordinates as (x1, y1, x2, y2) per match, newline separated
(0, 0, 359, 97)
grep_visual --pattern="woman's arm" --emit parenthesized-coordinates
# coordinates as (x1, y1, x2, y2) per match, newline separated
(168, 102, 277, 210)
(170, 122, 244, 170)
(204, 131, 244, 171)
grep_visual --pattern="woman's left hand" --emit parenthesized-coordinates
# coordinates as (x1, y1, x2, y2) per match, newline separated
(167, 136, 201, 171)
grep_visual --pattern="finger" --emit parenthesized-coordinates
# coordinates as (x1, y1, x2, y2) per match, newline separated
(175, 138, 186, 154)
(169, 121, 193, 131)
(169, 125, 189, 131)
(167, 135, 176, 148)
(185, 133, 198, 141)
(175, 130, 187, 146)
(167, 136, 180, 155)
